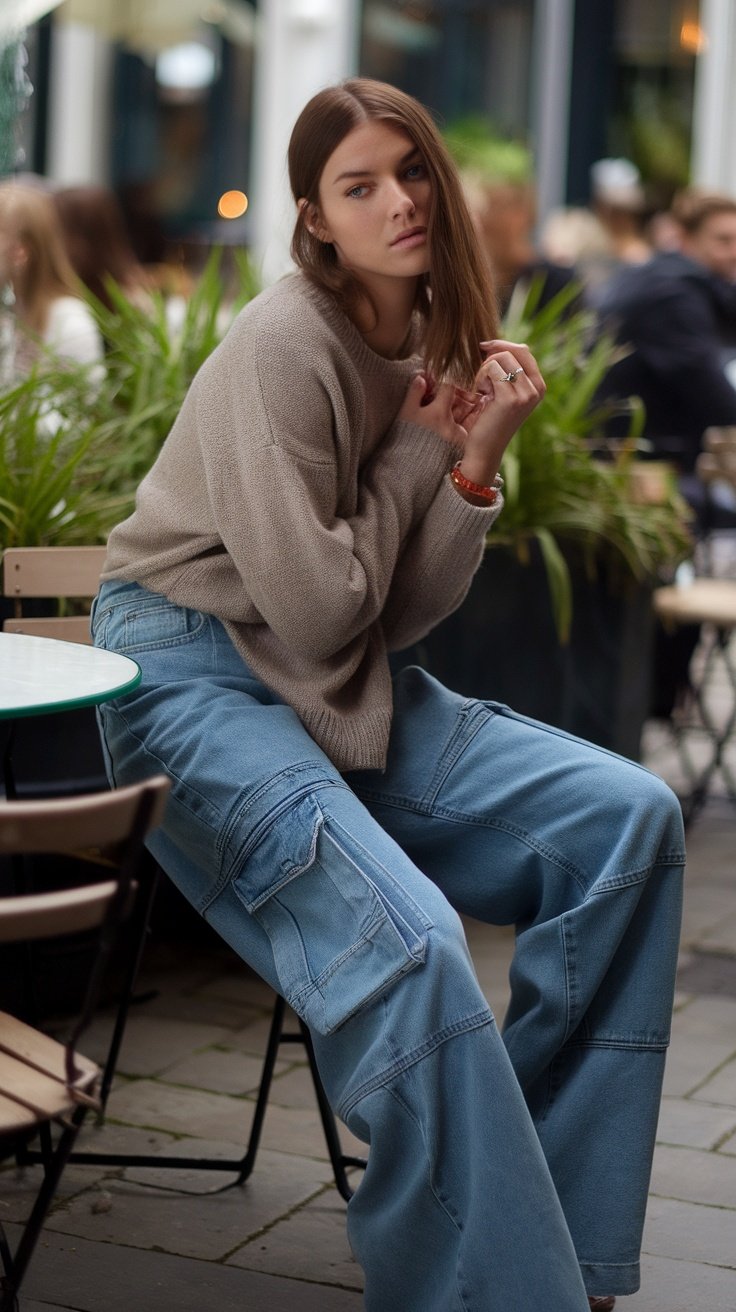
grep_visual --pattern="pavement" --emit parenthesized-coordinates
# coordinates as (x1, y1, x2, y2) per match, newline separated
(2, 721, 736, 1311)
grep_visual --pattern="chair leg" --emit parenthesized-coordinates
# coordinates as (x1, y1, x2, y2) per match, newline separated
(0, 1222, 19, 1312)
(97, 855, 162, 1114)
(298, 1019, 367, 1203)
(54, 992, 367, 1198)
(1, 1105, 88, 1312)
(671, 624, 736, 823)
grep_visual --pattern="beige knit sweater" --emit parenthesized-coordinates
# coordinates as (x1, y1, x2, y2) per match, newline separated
(103, 273, 502, 770)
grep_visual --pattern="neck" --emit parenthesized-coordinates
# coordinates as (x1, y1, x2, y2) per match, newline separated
(350, 274, 419, 358)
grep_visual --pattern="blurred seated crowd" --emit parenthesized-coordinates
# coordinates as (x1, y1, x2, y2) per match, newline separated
(0, 176, 196, 381)
(464, 154, 736, 534)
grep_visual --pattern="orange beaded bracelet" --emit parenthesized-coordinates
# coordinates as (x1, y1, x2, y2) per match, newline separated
(450, 461, 503, 504)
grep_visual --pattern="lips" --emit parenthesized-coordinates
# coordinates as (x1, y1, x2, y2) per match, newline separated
(390, 226, 427, 248)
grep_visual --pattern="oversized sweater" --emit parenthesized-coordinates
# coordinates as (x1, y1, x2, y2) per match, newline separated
(103, 272, 501, 771)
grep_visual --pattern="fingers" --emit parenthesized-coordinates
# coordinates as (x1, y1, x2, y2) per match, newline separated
(399, 374, 467, 444)
(474, 353, 538, 407)
(479, 339, 546, 396)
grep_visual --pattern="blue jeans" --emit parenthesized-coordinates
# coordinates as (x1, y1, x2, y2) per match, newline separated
(92, 580, 685, 1310)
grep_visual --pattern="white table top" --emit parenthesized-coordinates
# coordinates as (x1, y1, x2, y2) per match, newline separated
(0, 632, 141, 719)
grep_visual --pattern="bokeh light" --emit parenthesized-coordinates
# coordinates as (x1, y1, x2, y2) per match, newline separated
(217, 190, 249, 219)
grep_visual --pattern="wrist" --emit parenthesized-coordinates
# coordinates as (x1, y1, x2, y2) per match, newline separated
(450, 460, 503, 506)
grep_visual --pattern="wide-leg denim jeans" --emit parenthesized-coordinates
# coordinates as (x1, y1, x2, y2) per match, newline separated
(92, 580, 685, 1311)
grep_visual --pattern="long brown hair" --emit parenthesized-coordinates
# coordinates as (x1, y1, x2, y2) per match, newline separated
(0, 182, 81, 335)
(288, 78, 498, 386)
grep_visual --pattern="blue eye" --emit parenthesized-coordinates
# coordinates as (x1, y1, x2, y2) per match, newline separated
(405, 163, 426, 180)
(347, 184, 368, 199)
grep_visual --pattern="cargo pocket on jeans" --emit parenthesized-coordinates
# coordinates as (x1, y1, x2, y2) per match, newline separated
(231, 792, 431, 1035)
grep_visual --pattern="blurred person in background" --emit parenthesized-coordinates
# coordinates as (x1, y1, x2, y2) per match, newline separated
(0, 180, 103, 376)
(53, 184, 153, 313)
(589, 158, 652, 270)
(596, 188, 736, 722)
(595, 188, 736, 496)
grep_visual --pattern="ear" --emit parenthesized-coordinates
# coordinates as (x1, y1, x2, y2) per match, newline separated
(298, 198, 331, 244)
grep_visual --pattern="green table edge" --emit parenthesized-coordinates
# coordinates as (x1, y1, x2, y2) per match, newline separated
(0, 663, 141, 720)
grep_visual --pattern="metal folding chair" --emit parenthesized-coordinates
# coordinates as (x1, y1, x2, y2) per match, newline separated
(652, 427, 736, 824)
(0, 776, 171, 1312)
(2, 545, 365, 1200)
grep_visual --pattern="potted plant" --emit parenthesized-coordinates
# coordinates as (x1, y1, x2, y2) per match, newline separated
(400, 282, 692, 760)
(0, 249, 260, 795)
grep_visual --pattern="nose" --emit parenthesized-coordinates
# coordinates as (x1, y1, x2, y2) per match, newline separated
(388, 180, 415, 220)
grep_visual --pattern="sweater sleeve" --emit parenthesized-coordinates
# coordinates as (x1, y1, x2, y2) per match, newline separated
(201, 321, 455, 663)
(381, 473, 503, 651)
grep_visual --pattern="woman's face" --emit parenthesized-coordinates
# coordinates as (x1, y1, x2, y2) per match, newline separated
(312, 119, 432, 289)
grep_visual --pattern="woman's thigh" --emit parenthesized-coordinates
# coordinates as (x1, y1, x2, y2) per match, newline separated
(92, 584, 479, 1040)
(348, 664, 685, 924)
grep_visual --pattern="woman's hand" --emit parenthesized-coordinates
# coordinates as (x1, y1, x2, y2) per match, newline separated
(458, 340, 546, 487)
(398, 372, 479, 447)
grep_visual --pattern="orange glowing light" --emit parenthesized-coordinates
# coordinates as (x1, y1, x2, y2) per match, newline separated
(680, 21, 707, 54)
(217, 190, 249, 219)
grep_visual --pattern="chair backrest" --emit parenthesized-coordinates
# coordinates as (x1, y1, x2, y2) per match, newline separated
(0, 776, 170, 944)
(0, 776, 170, 1067)
(2, 545, 106, 644)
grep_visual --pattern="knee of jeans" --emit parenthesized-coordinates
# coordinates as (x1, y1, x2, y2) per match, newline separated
(634, 769, 686, 864)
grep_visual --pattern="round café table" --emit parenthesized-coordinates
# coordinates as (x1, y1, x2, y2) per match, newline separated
(0, 631, 140, 721)
(0, 632, 141, 801)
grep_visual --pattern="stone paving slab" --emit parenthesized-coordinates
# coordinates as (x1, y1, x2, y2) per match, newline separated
(150, 1041, 291, 1095)
(10, 1225, 364, 1311)
(661, 1029, 736, 1097)
(44, 1147, 333, 1260)
(640, 1195, 736, 1268)
(622, 1253, 736, 1311)
(226, 1187, 363, 1291)
(103, 1076, 269, 1142)
(656, 1095, 736, 1149)
(126, 987, 265, 1031)
(21, 1301, 70, 1311)
(81, 1013, 235, 1077)
(650, 1142, 736, 1209)
(692, 1054, 736, 1107)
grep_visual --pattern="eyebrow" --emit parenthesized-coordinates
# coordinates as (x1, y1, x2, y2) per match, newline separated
(331, 145, 422, 186)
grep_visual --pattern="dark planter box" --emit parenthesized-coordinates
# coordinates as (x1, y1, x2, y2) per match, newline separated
(395, 543, 655, 762)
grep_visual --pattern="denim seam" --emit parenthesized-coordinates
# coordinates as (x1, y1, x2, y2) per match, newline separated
(579, 1259, 640, 1269)
(209, 773, 350, 908)
(110, 705, 222, 828)
(421, 701, 491, 807)
(338, 1009, 494, 1120)
(587, 860, 685, 894)
(566, 1038, 670, 1051)
(383, 1082, 471, 1312)
(354, 793, 592, 895)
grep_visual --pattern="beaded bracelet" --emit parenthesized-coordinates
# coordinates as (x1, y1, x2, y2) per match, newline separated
(450, 460, 504, 504)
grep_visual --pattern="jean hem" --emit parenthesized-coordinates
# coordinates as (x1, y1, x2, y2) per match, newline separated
(580, 1260, 640, 1296)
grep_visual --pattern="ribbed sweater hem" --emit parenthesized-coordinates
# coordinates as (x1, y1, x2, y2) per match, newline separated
(300, 705, 394, 773)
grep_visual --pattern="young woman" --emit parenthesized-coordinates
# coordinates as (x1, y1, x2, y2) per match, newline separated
(0, 182, 103, 374)
(91, 79, 684, 1312)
